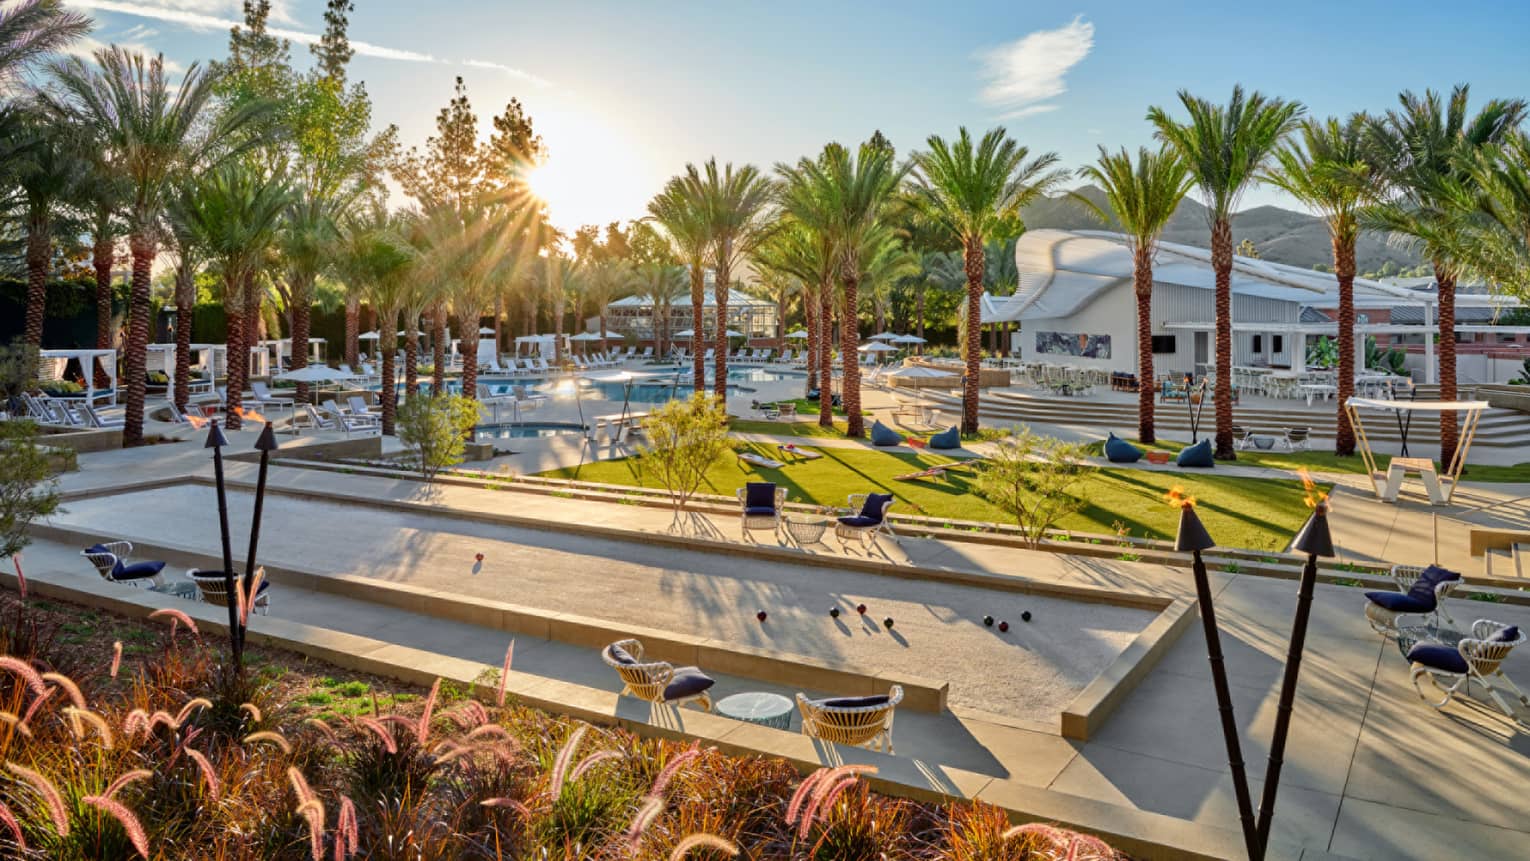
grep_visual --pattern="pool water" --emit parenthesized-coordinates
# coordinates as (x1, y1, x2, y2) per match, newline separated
(474, 422, 587, 441)
(381, 367, 805, 402)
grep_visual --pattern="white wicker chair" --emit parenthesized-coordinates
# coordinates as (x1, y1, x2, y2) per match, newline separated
(601, 639, 714, 711)
(80, 541, 165, 589)
(187, 569, 271, 615)
(1364, 564, 1461, 637)
(1408, 619, 1529, 720)
(737, 483, 787, 540)
(834, 493, 896, 550)
(796, 685, 904, 753)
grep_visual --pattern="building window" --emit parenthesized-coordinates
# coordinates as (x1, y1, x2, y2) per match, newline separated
(1272, 335, 1284, 354)
(1252, 334, 1263, 353)
(1150, 335, 1176, 354)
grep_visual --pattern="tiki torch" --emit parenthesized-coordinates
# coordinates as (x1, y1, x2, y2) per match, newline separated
(205, 423, 241, 658)
(1171, 487, 1259, 860)
(1253, 475, 1334, 858)
(238, 421, 279, 654)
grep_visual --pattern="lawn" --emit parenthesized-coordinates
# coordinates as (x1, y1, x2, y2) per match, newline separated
(729, 417, 850, 438)
(541, 442, 1318, 551)
(1087, 438, 1530, 482)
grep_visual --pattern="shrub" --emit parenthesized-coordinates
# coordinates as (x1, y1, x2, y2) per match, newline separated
(973, 428, 1088, 549)
(639, 393, 730, 513)
(0, 419, 63, 559)
(395, 394, 481, 481)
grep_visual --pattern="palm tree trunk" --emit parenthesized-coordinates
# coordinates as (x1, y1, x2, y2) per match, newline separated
(690, 266, 705, 393)
(174, 264, 194, 414)
(244, 274, 261, 382)
(1210, 219, 1235, 460)
(23, 227, 49, 351)
(462, 326, 480, 403)
(380, 322, 398, 436)
(916, 284, 926, 342)
(819, 288, 834, 428)
(1435, 263, 1458, 467)
(777, 292, 786, 342)
(842, 273, 863, 438)
(93, 237, 114, 389)
(961, 237, 984, 435)
(344, 291, 360, 368)
(494, 294, 503, 357)
(552, 297, 565, 362)
(805, 287, 818, 396)
(405, 322, 419, 397)
(431, 302, 446, 394)
(1134, 246, 1156, 445)
(1334, 237, 1357, 456)
(291, 273, 312, 404)
(599, 311, 608, 355)
(224, 279, 247, 432)
(715, 258, 730, 402)
(122, 233, 155, 447)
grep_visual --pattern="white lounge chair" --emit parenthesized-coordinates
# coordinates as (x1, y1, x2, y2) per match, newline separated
(602, 639, 715, 711)
(796, 685, 903, 753)
(1407, 619, 1528, 720)
(81, 540, 166, 589)
(835, 493, 897, 550)
(250, 381, 294, 407)
(187, 568, 271, 616)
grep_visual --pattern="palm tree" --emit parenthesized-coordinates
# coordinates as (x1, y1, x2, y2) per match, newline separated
(164, 175, 210, 414)
(537, 253, 579, 365)
(584, 260, 637, 353)
(753, 218, 834, 401)
(8, 108, 84, 357)
(691, 159, 774, 399)
(45, 48, 267, 445)
(453, 205, 525, 401)
(912, 127, 1065, 434)
(79, 149, 125, 369)
(1073, 145, 1193, 444)
(1264, 116, 1385, 456)
(173, 163, 290, 430)
(0, 0, 88, 83)
(339, 206, 414, 433)
(1149, 86, 1304, 459)
(276, 188, 346, 404)
(647, 171, 713, 391)
(1456, 131, 1530, 290)
(1364, 86, 1527, 467)
(635, 262, 687, 358)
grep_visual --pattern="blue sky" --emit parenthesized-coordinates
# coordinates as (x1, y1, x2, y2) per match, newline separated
(65, 1, 1530, 232)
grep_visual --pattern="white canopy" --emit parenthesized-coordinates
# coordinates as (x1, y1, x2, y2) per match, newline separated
(869, 332, 898, 340)
(891, 334, 927, 344)
(38, 348, 118, 406)
(569, 332, 603, 341)
(1345, 398, 1491, 412)
(886, 365, 957, 378)
(358, 331, 381, 340)
(275, 365, 359, 383)
(859, 342, 899, 353)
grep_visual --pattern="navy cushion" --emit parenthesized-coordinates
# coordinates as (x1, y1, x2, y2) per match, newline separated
(744, 482, 777, 510)
(85, 543, 109, 555)
(928, 427, 961, 450)
(1104, 433, 1143, 464)
(1407, 644, 1469, 674)
(1493, 626, 1520, 643)
(112, 560, 165, 580)
(663, 667, 715, 701)
(822, 695, 890, 708)
(744, 506, 778, 516)
(858, 493, 893, 522)
(1407, 565, 1460, 605)
(837, 515, 880, 528)
(1176, 438, 1214, 467)
(869, 420, 902, 447)
(1364, 591, 1433, 613)
(607, 644, 637, 666)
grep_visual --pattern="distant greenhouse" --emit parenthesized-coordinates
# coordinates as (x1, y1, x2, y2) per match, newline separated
(605, 274, 777, 344)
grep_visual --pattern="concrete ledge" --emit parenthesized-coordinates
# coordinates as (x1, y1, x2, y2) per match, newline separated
(1061, 596, 1196, 740)
(39, 424, 121, 453)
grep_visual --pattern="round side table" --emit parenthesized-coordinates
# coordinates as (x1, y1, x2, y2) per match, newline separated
(716, 692, 794, 730)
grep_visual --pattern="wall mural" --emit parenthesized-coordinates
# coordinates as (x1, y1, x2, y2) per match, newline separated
(1035, 330, 1111, 359)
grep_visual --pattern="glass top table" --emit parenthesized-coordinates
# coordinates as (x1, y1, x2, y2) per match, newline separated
(715, 692, 794, 730)
(782, 513, 830, 546)
(1395, 622, 1465, 660)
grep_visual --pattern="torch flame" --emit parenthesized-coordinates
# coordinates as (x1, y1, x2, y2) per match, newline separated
(1164, 485, 1197, 509)
(232, 406, 268, 424)
(1297, 467, 1329, 510)
(184, 413, 208, 429)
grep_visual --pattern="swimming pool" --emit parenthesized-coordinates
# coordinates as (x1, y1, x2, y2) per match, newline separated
(383, 367, 805, 402)
(473, 421, 587, 441)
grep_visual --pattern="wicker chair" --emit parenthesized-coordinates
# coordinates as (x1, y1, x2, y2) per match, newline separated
(601, 639, 714, 711)
(1364, 564, 1461, 637)
(187, 569, 271, 615)
(737, 482, 786, 541)
(1408, 620, 1528, 720)
(80, 541, 165, 589)
(834, 493, 896, 550)
(796, 685, 904, 753)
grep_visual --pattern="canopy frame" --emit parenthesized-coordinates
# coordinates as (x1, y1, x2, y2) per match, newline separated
(1343, 398, 1488, 504)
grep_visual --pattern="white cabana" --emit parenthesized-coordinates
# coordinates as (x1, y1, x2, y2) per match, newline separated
(514, 334, 566, 357)
(38, 349, 117, 405)
(1343, 397, 1488, 505)
(146, 343, 222, 399)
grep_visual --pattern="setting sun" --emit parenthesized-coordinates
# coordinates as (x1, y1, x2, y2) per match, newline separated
(520, 104, 652, 235)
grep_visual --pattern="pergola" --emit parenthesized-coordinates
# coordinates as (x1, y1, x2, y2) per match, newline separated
(38, 349, 117, 405)
(147, 343, 225, 396)
(1343, 397, 1488, 505)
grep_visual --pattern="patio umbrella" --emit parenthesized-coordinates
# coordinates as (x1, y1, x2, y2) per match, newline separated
(673, 329, 694, 339)
(858, 342, 899, 353)
(569, 332, 602, 340)
(397, 330, 426, 337)
(891, 334, 927, 345)
(785, 329, 809, 339)
(274, 365, 360, 383)
(358, 331, 381, 340)
(869, 332, 898, 341)
(885, 364, 958, 414)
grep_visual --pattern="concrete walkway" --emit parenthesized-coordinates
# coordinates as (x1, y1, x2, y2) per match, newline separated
(36, 438, 1530, 860)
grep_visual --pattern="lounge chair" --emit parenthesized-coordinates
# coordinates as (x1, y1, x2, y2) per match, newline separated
(533, 357, 551, 374)
(187, 568, 271, 615)
(250, 381, 294, 407)
(737, 481, 786, 540)
(83, 405, 124, 429)
(641, 347, 654, 360)
(323, 401, 380, 434)
(81, 541, 166, 589)
(602, 639, 714, 711)
(1282, 427, 1312, 451)
(836, 493, 896, 549)
(796, 685, 903, 753)
(347, 395, 380, 415)
(1407, 620, 1528, 719)
(1364, 564, 1462, 637)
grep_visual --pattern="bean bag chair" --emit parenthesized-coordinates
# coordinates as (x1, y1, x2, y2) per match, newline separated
(928, 426, 961, 450)
(870, 420, 902, 447)
(1103, 433, 1142, 463)
(1176, 438, 1215, 468)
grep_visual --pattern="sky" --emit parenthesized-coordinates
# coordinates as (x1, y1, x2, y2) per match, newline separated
(63, 0, 1530, 234)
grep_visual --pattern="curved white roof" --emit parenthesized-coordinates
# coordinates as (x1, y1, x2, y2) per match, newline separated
(1010, 229, 1424, 319)
(608, 288, 772, 309)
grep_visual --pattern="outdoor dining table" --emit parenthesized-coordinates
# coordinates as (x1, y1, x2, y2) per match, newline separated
(715, 691, 794, 730)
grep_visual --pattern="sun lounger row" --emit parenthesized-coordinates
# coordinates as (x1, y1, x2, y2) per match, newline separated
(19, 392, 123, 429)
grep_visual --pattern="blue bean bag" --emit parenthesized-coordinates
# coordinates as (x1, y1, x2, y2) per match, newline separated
(1103, 433, 1142, 463)
(1176, 438, 1214, 468)
(928, 426, 961, 450)
(870, 420, 902, 447)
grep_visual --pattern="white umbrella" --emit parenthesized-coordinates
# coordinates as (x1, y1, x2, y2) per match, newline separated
(358, 331, 381, 340)
(785, 329, 810, 339)
(885, 364, 956, 379)
(478, 327, 496, 335)
(397, 330, 426, 337)
(673, 329, 695, 339)
(869, 331, 898, 341)
(274, 365, 360, 383)
(858, 342, 899, 353)
(891, 334, 927, 345)
(569, 332, 602, 341)
(725, 329, 745, 338)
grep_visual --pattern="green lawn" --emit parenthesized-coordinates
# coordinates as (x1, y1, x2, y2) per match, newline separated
(540, 443, 1317, 551)
(1086, 438, 1530, 483)
(728, 418, 850, 438)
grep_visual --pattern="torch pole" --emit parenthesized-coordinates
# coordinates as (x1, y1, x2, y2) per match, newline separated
(205, 425, 241, 664)
(240, 422, 278, 655)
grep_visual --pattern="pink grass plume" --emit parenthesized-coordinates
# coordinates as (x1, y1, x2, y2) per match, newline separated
(496, 640, 515, 707)
(669, 834, 739, 860)
(82, 796, 148, 858)
(110, 641, 122, 678)
(185, 747, 220, 802)
(0, 656, 46, 699)
(148, 607, 199, 637)
(6, 762, 68, 837)
(0, 800, 24, 852)
(11, 554, 25, 599)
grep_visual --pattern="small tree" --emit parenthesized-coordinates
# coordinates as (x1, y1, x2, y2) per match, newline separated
(396, 394, 481, 481)
(0, 419, 62, 560)
(640, 392, 730, 513)
(974, 429, 1088, 548)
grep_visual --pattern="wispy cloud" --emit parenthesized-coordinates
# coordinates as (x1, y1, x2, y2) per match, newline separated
(978, 16, 1094, 119)
(64, 0, 549, 85)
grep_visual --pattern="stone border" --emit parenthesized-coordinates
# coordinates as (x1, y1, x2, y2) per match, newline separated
(0, 564, 1278, 861)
